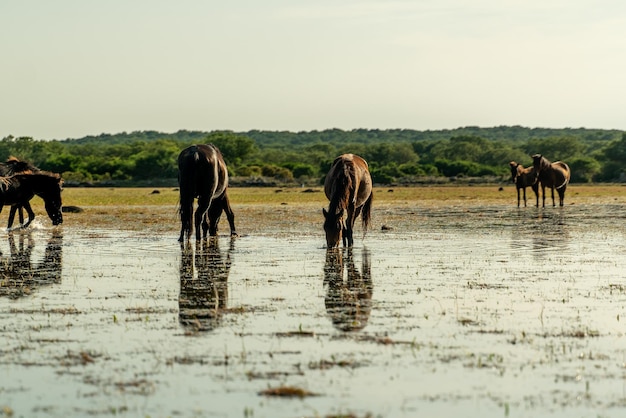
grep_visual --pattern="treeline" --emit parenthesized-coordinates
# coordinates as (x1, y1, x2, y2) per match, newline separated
(2, 126, 625, 186)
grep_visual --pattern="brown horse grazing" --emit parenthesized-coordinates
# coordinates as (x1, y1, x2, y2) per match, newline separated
(177, 144, 236, 242)
(509, 161, 539, 207)
(0, 172, 63, 226)
(323, 154, 373, 248)
(0, 157, 40, 228)
(532, 154, 571, 207)
(323, 247, 372, 332)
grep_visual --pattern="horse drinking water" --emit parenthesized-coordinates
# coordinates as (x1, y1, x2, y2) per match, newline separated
(177, 144, 236, 242)
(0, 157, 40, 228)
(323, 154, 373, 248)
(532, 154, 571, 207)
(0, 172, 63, 226)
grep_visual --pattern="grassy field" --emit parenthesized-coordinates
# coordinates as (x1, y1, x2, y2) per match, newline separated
(57, 183, 626, 206)
(14, 184, 626, 233)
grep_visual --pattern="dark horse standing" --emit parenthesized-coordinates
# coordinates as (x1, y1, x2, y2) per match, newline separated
(0, 172, 63, 226)
(509, 161, 538, 207)
(323, 154, 373, 248)
(532, 154, 571, 207)
(0, 157, 40, 228)
(178, 144, 236, 242)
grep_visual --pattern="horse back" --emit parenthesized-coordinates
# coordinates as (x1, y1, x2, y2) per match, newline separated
(553, 161, 570, 178)
(178, 144, 229, 199)
(325, 154, 371, 201)
(324, 154, 371, 199)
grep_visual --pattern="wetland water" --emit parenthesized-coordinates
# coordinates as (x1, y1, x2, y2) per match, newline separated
(1, 202, 626, 417)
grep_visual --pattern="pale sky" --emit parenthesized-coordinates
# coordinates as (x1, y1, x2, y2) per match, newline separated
(2, 0, 626, 140)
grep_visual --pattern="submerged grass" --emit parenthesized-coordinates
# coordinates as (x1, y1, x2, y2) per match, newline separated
(258, 386, 318, 398)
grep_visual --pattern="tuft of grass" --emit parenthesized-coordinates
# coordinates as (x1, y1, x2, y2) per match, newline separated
(258, 386, 318, 398)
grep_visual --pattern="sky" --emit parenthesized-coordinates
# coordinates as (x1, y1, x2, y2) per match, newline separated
(2, 0, 626, 140)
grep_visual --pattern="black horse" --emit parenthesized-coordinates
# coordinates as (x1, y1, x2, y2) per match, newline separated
(0, 172, 63, 227)
(177, 144, 236, 241)
(0, 157, 40, 228)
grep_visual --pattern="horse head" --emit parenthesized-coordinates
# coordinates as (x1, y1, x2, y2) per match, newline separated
(532, 154, 551, 173)
(509, 161, 520, 183)
(42, 174, 63, 225)
(323, 208, 344, 248)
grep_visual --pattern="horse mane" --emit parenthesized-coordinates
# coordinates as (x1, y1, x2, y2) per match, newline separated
(532, 154, 552, 171)
(2, 156, 39, 175)
(0, 176, 9, 192)
(25, 171, 61, 181)
(328, 160, 354, 216)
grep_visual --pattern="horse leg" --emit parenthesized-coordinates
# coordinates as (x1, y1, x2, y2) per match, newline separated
(344, 206, 358, 247)
(540, 185, 546, 207)
(521, 187, 526, 207)
(7, 206, 18, 229)
(551, 187, 556, 207)
(558, 185, 566, 206)
(22, 203, 35, 228)
(202, 210, 211, 238)
(532, 183, 539, 208)
(179, 197, 194, 242)
(516, 188, 521, 207)
(207, 200, 223, 236)
(195, 197, 210, 241)
(221, 193, 237, 236)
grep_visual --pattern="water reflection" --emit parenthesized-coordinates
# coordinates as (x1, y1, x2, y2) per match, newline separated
(323, 247, 372, 332)
(0, 230, 63, 299)
(179, 237, 233, 332)
(509, 210, 570, 257)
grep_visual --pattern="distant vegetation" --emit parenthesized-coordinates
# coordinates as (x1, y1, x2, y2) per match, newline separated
(2, 126, 625, 186)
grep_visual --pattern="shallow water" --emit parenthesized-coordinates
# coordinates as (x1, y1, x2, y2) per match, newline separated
(1, 204, 626, 417)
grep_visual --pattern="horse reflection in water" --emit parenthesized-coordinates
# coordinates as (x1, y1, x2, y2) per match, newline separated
(323, 247, 372, 332)
(179, 237, 233, 332)
(0, 231, 63, 299)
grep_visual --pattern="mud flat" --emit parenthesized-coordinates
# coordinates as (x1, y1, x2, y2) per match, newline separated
(1, 186, 626, 417)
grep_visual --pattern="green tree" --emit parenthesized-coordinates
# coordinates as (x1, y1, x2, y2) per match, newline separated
(568, 157, 601, 183)
(205, 132, 257, 165)
(525, 136, 585, 161)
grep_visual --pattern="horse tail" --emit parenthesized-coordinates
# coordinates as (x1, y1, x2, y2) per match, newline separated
(361, 190, 373, 232)
(554, 161, 571, 189)
(178, 146, 199, 238)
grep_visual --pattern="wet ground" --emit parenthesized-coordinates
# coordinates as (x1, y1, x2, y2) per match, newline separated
(1, 201, 626, 418)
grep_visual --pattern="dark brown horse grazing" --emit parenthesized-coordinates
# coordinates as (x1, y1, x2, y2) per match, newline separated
(178, 144, 236, 242)
(323, 154, 373, 248)
(0, 157, 40, 228)
(509, 161, 539, 207)
(532, 154, 571, 207)
(0, 172, 63, 226)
